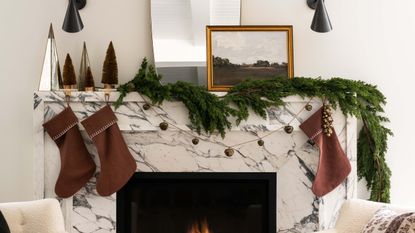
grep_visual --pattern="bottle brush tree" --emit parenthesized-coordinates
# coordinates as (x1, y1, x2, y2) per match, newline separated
(101, 41, 118, 87)
(63, 53, 77, 88)
(85, 66, 95, 91)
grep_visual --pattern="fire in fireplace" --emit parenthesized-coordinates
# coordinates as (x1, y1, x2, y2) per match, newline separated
(187, 218, 211, 233)
(117, 172, 276, 233)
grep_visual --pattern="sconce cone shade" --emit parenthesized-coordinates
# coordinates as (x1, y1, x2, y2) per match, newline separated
(62, 0, 84, 33)
(311, 0, 332, 33)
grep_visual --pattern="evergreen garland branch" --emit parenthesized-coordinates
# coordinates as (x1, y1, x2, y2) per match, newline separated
(167, 82, 235, 137)
(116, 58, 392, 203)
(358, 109, 392, 202)
(115, 58, 234, 137)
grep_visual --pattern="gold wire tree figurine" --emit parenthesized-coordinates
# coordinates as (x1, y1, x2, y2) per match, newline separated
(84, 67, 95, 92)
(101, 41, 118, 89)
(63, 54, 77, 89)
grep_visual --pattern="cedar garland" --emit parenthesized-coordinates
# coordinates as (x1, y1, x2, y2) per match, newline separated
(116, 58, 392, 203)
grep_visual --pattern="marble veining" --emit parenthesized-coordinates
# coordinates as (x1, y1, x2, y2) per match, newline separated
(33, 91, 357, 233)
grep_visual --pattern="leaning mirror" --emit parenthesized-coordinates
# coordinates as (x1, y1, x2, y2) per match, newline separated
(151, 0, 241, 86)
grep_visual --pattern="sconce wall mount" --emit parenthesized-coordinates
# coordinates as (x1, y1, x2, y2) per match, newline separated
(62, 0, 86, 33)
(307, 0, 332, 33)
(74, 0, 87, 10)
(307, 0, 318, 9)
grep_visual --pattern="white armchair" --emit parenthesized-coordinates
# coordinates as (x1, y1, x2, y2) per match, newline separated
(0, 198, 67, 233)
(316, 199, 415, 233)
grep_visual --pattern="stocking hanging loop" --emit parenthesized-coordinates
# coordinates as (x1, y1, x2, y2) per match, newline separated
(64, 89, 72, 107)
(104, 92, 110, 105)
(103, 88, 111, 105)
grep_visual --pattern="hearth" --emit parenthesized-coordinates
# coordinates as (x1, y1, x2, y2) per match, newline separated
(117, 172, 276, 233)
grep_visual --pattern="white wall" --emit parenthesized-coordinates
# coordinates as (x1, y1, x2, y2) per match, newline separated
(0, 0, 153, 202)
(242, 0, 415, 206)
(0, 0, 414, 205)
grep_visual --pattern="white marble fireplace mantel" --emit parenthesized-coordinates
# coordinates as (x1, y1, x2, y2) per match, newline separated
(33, 91, 357, 233)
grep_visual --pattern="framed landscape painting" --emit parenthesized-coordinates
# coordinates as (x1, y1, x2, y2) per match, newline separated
(206, 26, 294, 91)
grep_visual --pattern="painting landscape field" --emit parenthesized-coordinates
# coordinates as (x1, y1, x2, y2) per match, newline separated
(212, 55, 289, 85)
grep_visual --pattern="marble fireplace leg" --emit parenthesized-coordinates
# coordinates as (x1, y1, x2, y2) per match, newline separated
(318, 116, 357, 231)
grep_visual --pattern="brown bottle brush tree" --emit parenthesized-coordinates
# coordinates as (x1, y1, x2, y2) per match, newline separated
(85, 66, 95, 90)
(63, 54, 77, 88)
(101, 41, 118, 86)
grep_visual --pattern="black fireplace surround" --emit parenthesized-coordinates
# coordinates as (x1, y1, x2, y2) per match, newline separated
(117, 172, 276, 233)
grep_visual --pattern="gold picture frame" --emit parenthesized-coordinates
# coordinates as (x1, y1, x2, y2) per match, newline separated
(206, 25, 294, 91)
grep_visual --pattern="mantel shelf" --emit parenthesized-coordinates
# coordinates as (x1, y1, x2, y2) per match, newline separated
(35, 91, 322, 103)
(35, 91, 332, 133)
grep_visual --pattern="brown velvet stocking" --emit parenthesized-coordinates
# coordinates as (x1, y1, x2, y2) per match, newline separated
(299, 107, 351, 197)
(81, 105, 137, 196)
(43, 107, 96, 198)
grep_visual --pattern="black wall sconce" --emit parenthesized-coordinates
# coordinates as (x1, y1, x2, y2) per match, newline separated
(307, 0, 332, 33)
(62, 0, 86, 33)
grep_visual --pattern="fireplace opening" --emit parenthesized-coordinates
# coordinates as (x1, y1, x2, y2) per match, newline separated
(117, 172, 276, 233)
